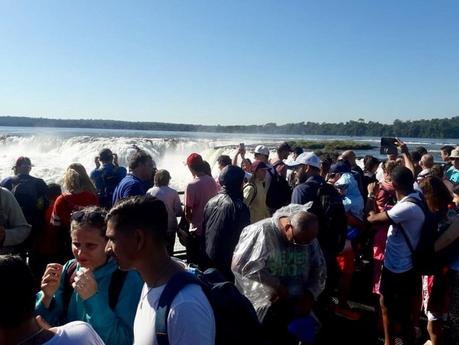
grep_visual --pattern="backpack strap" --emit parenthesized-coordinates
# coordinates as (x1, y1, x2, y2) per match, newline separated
(397, 196, 426, 255)
(272, 160, 282, 168)
(156, 271, 202, 345)
(398, 222, 415, 254)
(243, 183, 257, 206)
(62, 261, 78, 318)
(62, 261, 127, 317)
(108, 269, 128, 310)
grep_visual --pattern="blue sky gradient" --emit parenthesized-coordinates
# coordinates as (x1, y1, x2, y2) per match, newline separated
(1, 1, 458, 125)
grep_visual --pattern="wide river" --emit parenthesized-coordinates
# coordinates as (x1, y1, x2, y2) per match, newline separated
(0, 126, 456, 191)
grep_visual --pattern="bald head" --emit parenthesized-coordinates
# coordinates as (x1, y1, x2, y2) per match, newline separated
(420, 154, 434, 169)
(340, 150, 356, 165)
(289, 211, 319, 245)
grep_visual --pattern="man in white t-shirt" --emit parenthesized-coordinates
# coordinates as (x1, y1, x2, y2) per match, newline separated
(0, 255, 104, 345)
(105, 196, 215, 345)
(367, 166, 424, 345)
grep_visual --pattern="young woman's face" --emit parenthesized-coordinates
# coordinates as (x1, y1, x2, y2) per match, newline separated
(71, 226, 108, 270)
(241, 160, 252, 173)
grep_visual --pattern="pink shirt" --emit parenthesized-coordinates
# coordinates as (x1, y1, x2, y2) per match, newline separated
(185, 175, 218, 235)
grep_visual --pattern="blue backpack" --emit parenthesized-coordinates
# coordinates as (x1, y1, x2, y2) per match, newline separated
(98, 167, 122, 208)
(155, 268, 264, 345)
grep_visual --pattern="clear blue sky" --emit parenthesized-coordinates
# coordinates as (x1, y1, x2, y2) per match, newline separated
(1, 1, 458, 125)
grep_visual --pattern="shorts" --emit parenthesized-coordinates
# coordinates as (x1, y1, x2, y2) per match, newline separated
(379, 267, 421, 312)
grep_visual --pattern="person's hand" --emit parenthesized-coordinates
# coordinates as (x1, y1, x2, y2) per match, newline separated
(367, 182, 377, 195)
(35, 315, 51, 330)
(113, 153, 119, 166)
(94, 156, 100, 169)
(40, 263, 63, 308)
(270, 284, 289, 304)
(395, 138, 409, 154)
(72, 268, 97, 300)
(0, 226, 5, 245)
(41, 264, 63, 298)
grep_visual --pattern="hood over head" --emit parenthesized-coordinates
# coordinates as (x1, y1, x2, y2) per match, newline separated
(219, 165, 245, 198)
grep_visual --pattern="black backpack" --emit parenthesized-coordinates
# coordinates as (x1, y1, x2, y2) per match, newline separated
(399, 196, 458, 275)
(62, 261, 127, 318)
(155, 268, 264, 345)
(98, 167, 121, 208)
(266, 165, 291, 212)
(306, 181, 347, 254)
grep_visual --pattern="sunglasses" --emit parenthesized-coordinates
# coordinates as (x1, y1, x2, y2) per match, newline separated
(71, 209, 107, 225)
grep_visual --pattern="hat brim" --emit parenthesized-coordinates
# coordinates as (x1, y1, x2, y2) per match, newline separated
(283, 159, 303, 168)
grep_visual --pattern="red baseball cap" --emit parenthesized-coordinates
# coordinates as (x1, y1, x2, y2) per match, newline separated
(251, 160, 269, 173)
(186, 153, 203, 167)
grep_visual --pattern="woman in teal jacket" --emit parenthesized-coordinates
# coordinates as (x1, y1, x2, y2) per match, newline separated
(36, 206, 143, 345)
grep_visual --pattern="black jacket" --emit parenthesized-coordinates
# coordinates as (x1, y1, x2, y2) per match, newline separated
(203, 166, 250, 281)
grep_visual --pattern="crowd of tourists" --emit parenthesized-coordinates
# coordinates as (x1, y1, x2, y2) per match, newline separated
(1, 141, 459, 345)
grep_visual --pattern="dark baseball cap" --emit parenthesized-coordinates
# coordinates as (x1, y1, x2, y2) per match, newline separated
(251, 160, 269, 172)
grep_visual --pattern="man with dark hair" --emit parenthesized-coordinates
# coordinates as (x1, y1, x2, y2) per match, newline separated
(415, 146, 428, 157)
(105, 196, 215, 345)
(367, 166, 424, 345)
(440, 145, 455, 173)
(232, 204, 326, 345)
(184, 153, 218, 266)
(112, 148, 156, 205)
(0, 255, 104, 344)
(216, 155, 232, 171)
(90, 148, 127, 208)
(204, 165, 250, 280)
(271, 142, 293, 178)
(215, 155, 233, 189)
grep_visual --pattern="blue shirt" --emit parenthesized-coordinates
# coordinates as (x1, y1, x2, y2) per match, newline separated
(447, 166, 459, 185)
(90, 164, 127, 193)
(291, 175, 325, 205)
(112, 174, 149, 205)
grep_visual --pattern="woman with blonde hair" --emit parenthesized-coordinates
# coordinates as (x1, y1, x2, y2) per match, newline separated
(49, 164, 99, 263)
(66, 163, 97, 195)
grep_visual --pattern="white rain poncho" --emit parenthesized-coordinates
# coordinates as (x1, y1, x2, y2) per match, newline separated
(231, 204, 327, 321)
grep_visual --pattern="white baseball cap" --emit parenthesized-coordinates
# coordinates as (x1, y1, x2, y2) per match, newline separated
(284, 152, 321, 169)
(254, 145, 270, 157)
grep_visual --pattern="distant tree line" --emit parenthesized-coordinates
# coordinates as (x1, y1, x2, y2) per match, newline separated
(1, 115, 458, 138)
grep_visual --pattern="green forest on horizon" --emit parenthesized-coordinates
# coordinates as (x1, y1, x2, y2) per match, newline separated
(1, 115, 459, 139)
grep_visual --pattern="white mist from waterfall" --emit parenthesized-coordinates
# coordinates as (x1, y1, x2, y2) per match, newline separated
(0, 135, 261, 192)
